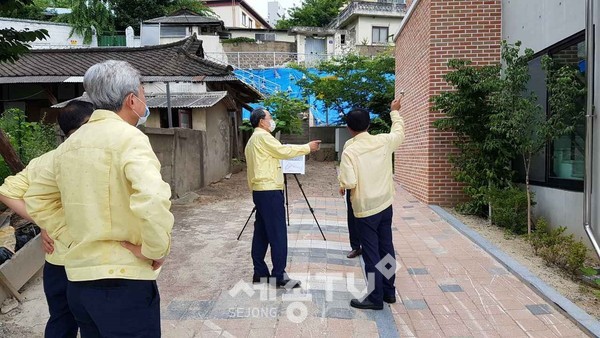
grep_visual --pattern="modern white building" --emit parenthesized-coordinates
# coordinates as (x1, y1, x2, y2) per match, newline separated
(501, 0, 599, 253)
(267, 1, 284, 27)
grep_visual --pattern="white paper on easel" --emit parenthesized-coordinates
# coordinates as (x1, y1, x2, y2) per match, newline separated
(281, 155, 305, 174)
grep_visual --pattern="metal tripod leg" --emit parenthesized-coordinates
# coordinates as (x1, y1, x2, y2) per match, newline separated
(293, 174, 326, 241)
(237, 206, 256, 240)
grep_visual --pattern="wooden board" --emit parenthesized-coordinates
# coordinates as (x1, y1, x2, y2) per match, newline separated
(0, 234, 44, 304)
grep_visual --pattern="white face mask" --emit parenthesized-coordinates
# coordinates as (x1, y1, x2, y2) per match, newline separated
(133, 95, 150, 127)
(269, 119, 276, 132)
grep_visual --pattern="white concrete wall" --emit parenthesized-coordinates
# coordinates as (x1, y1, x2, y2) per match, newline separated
(0, 18, 91, 48)
(229, 30, 295, 43)
(502, 0, 585, 53)
(355, 16, 402, 45)
(591, 1, 600, 248)
(144, 82, 207, 95)
(530, 186, 587, 243)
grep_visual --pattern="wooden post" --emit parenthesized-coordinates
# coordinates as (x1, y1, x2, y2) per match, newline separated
(0, 129, 24, 174)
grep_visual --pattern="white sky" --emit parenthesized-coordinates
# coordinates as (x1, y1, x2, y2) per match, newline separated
(244, 0, 303, 21)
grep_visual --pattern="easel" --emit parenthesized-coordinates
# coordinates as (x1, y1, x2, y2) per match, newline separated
(237, 173, 326, 241)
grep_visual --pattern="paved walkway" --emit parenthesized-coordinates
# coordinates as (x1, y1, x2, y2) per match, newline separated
(160, 185, 592, 337)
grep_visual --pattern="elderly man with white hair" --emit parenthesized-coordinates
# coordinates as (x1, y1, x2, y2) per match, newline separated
(25, 60, 174, 338)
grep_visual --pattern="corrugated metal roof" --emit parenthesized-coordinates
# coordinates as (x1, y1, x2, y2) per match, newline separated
(145, 91, 228, 108)
(0, 76, 69, 83)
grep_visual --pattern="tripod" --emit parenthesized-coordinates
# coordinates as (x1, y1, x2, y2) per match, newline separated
(237, 174, 326, 241)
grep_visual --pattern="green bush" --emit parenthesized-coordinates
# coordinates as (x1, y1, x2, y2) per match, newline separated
(222, 37, 256, 44)
(488, 186, 531, 234)
(530, 218, 588, 276)
(0, 108, 56, 182)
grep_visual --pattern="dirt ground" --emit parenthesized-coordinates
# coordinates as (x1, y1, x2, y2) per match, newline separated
(447, 209, 600, 320)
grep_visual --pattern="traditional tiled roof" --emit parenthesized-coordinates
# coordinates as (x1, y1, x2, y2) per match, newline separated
(0, 35, 232, 81)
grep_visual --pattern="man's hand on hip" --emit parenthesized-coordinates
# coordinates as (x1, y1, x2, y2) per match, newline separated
(121, 241, 165, 270)
(308, 140, 322, 152)
(41, 229, 54, 254)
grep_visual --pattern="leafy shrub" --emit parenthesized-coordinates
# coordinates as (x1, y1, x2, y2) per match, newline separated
(222, 37, 256, 44)
(530, 218, 588, 276)
(0, 108, 56, 182)
(488, 185, 531, 234)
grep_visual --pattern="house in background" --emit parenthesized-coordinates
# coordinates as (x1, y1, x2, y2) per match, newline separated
(0, 35, 261, 197)
(140, 9, 228, 55)
(267, 1, 284, 27)
(204, 0, 271, 29)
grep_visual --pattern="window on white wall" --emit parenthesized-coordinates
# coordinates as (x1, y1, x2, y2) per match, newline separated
(161, 25, 187, 38)
(372, 26, 389, 44)
(248, 18, 253, 28)
(242, 12, 247, 26)
(255, 33, 276, 42)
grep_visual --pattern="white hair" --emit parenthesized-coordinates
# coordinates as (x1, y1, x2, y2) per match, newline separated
(83, 60, 141, 112)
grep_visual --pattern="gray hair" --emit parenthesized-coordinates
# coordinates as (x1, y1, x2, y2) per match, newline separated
(83, 60, 141, 112)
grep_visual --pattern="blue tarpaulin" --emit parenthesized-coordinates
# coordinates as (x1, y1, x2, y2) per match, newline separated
(236, 68, 344, 126)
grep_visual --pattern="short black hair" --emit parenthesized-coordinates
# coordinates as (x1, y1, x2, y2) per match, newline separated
(250, 108, 267, 128)
(346, 108, 370, 132)
(58, 100, 94, 135)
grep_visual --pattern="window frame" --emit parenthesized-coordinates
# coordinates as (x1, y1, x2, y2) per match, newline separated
(371, 26, 389, 44)
(242, 12, 247, 27)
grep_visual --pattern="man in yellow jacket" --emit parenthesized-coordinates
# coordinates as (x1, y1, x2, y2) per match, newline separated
(0, 99, 93, 338)
(245, 108, 320, 288)
(25, 60, 173, 337)
(338, 98, 404, 310)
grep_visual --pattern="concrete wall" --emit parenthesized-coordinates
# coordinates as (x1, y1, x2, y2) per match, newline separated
(222, 41, 296, 53)
(146, 128, 205, 198)
(203, 102, 231, 184)
(161, 35, 225, 54)
(0, 18, 92, 48)
(229, 30, 296, 43)
(502, 0, 585, 53)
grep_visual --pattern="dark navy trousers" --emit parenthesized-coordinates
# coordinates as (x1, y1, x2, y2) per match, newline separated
(346, 191, 361, 251)
(252, 190, 288, 281)
(43, 262, 78, 338)
(67, 279, 160, 338)
(356, 206, 396, 306)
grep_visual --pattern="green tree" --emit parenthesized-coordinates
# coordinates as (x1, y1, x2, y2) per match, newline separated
(276, 0, 348, 29)
(432, 59, 513, 215)
(489, 41, 582, 235)
(111, 0, 169, 32)
(0, 108, 56, 182)
(293, 51, 395, 130)
(165, 0, 215, 17)
(53, 0, 115, 44)
(261, 91, 308, 135)
(0, 0, 49, 63)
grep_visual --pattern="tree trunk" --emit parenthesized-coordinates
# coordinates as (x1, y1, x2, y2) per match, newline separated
(524, 154, 532, 236)
(0, 129, 24, 174)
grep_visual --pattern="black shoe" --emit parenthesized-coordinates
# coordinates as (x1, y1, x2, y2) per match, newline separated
(350, 298, 383, 310)
(276, 279, 301, 289)
(252, 274, 270, 284)
(383, 295, 396, 304)
(346, 248, 362, 259)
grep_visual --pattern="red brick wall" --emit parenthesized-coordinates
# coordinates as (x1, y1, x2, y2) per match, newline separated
(394, 0, 431, 203)
(394, 0, 502, 206)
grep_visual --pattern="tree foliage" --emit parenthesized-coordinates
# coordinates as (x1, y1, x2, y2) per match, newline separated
(275, 0, 348, 29)
(260, 91, 308, 135)
(433, 41, 586, 234)
(432, 59, 511, 215)
(0, 0, 49, 63)
(293, 51, 395, 131)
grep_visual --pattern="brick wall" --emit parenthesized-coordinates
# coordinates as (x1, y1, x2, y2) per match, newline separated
(394, 0, 502, 206)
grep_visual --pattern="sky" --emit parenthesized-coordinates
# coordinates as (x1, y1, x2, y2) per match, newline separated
(245, 0, 303, 21)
